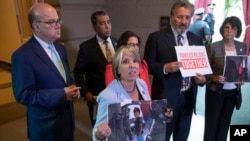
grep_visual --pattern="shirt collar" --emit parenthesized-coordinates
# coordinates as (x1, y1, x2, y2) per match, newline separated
(33, 34, 50, 49)
(171, 26, 188, 45)
(96, 35, 111, 44)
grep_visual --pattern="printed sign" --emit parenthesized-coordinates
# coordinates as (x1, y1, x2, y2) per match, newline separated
(175, 46, 212, 77)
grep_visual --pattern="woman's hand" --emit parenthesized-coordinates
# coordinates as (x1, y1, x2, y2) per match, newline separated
(237, 80, 244, 86)
(213, 75, 224, 83)
(194, 73, 206, 84)
(95, 122, 111, 140)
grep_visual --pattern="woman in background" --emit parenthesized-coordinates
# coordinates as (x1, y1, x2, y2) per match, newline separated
(93, 46, 151, 141)
(105, 31, 151, 95)
(204, 16, 246, 141)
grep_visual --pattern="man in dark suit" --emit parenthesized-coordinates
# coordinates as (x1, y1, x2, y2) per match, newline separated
(11, 3, 80, 141)
(144, 1, 206, 141)
(74, 11, 117, 126)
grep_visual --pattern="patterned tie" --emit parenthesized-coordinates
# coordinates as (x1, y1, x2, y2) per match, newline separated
(104, 40, 112, 63)
(177, 34, 183, 46)
(48, 44, 66, 82)
(177, 34, 191, 92)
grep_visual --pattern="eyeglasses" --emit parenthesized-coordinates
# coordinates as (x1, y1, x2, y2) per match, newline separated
(36, 19, 62, 27)
(224, 26, 237, 31)
(126, 43, 140, 48)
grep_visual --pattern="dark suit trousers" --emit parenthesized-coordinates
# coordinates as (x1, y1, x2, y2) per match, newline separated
(204, 88, 237, 141)
(87, 103, 96, 126)
(29, 102, 74, 141)
(54, 102, 74, 141)
(165, 90, 193, 141)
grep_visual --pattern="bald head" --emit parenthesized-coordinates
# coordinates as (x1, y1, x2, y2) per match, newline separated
(28, 3, 61, 43)
(28, 3, 56, 28)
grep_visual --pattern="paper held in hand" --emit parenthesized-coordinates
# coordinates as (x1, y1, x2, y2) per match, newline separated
(223, 55, 250, 83)
(175, 46, 212, 77)
(107, 99, 173, 141)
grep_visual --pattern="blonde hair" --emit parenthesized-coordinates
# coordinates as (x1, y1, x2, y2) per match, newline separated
(112, 46, 141, 80)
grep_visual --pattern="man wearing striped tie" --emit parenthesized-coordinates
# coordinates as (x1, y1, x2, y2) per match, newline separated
(144, 1, 206, 141)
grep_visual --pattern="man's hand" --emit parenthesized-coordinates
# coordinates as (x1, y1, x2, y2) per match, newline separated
(194, 73, 206, 84)
(85, 92, 97, 105)
(212, 75, 224, 83)
(64, 85, 81, 100)
(164, 61, 182, 73)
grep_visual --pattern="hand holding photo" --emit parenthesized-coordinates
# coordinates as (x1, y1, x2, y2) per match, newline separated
(223, 55, 250, 82)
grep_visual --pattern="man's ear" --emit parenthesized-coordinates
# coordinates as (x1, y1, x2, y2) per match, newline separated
(32, 22, 39, 31)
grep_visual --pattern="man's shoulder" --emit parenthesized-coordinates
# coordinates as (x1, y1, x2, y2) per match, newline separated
(187, 31, 200, 38)
(80, 36, 96, 44)
(195, 20, 208, 26)
(78, 37, 99, 50)
(110, 36, 118, 42)
(14, 37, 37, 52)
(187, 31, 203, 44)
(80, 36, 117, 46)
(149, 28, 172, 38)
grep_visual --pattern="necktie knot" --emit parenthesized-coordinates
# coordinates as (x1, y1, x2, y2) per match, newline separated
(48, 44, 56, 52)
(103, 40, 108, 45)
(177, 34, 183, 46)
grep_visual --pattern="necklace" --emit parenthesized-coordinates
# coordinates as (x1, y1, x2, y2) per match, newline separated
(125, 83, 136, 93)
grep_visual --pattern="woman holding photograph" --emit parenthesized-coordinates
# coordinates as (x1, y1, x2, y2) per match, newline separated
(204, 16, 247, 141)
(105, 31, 151, 94)
(93, 46, 151, 141)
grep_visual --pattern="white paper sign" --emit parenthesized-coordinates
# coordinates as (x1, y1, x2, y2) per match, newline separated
(175, 46, 212, 77)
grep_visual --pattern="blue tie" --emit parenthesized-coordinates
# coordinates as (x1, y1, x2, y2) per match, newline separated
(48, 44, 66, 82)
(177, 34, 191, 92)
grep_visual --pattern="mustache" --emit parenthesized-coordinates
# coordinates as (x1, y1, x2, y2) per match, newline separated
(179, 24, 187, 28)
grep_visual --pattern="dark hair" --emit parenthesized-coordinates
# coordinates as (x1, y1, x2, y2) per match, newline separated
(133, 107, 140, 113)
(117, 31, 141, 48)
(219, 16, 242, 38)
(170, 0, 194, 16)
(91, 11, 108, 25)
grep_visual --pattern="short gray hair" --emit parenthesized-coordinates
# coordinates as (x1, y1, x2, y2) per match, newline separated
(112, 46, 141, 80)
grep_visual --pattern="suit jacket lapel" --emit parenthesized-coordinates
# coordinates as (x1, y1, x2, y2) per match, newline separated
(54, 43, 71, 84)
(31, 37, 66, 83)
(235, 41, 246, 55)
(93, 36, 117, 63)
(165, 28, 178, 48)
(92, 37, 108, 63)
(110, 37, 118, 51)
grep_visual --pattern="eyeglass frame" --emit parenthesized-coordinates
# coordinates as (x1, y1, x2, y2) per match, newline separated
(35, 19, 62, 27)
(126, 43, 140, 48)
(223, 26, 238, 31)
